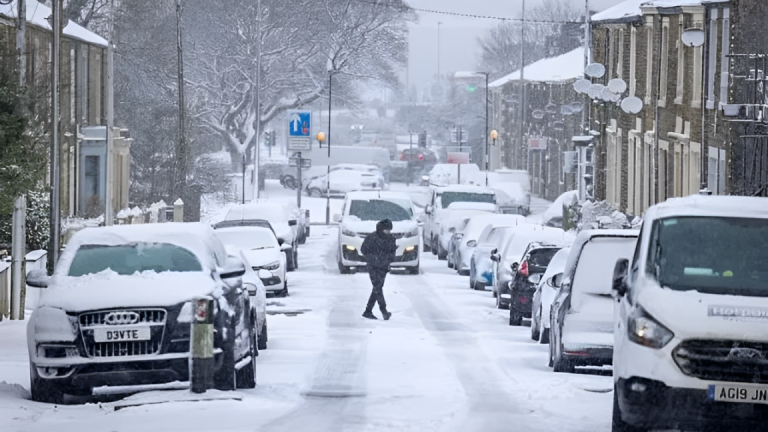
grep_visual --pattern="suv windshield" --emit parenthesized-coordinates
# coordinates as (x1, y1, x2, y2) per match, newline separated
(440, 192, 495, 209)
(349, 199, 412, 221)
(68, 243, 203, 276)
(648, 216, 768, 296)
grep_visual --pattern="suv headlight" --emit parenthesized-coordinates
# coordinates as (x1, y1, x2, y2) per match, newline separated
(254, 261, 280, 271)
(628, 308, 674, 349)
(342, 228, 357, 237)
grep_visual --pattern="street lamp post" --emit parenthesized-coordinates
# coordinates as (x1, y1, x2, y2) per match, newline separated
(326, 71, 333, 225)
(490, 130, 498, 186)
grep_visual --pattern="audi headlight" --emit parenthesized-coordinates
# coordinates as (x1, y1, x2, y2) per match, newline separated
(254, 261, 280, 271)
(628, 308, 674, 349)
(342, 228, 357, 237)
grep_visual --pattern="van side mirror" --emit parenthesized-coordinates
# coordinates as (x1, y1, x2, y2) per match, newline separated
(612, 258, 630, 298)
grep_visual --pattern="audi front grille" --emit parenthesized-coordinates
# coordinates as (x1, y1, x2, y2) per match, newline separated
(79, 309, 167, 358)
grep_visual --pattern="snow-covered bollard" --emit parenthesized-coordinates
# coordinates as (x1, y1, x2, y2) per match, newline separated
(190, 297, 214, 394)
(173, 199, 184, 223)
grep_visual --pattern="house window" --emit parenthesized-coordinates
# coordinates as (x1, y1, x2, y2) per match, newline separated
(708, 147, 727, 194)
(659, 141, 669, 202)
(645, 22, 654, 105)
(630, 27, 637, 97)
(674, 144, 683, 197)
(84, 155, 100, 198)
(617, 29, 625, 80)
(706, 9, 719, 109)
(690, 142, 702, 194)
(627, 135, 635, 215)
(635, 136, 643, 213)
(691, 12, 704, 108)
(659, 18, 670, 107)
(675, 16, 685, 105)
(720, 8, 731, 106)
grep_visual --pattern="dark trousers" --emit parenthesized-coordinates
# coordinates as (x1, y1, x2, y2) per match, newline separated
(365, 266, 388, 313)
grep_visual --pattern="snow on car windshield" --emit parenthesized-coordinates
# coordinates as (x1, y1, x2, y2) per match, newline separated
(349, 199, 411, 221)
(650, 217, 768, 296)
(440, 192, 495, 209)
(67, 243, 202, 276)
(214, 228, 278, 253)
(572, 237, 636, 296)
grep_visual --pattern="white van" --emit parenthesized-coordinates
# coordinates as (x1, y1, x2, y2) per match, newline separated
(304, 146, 392, 182)
(611, 195, 768, 431)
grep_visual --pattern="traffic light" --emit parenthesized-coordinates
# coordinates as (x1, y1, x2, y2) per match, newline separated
(265, 130, 277, 147)
(418, 131, 427, 148)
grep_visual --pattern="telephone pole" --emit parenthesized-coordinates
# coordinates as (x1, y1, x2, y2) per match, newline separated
(175, 0, 188, 209)
(48, 0, 62, 268)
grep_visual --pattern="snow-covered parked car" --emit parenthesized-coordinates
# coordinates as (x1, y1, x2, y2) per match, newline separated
(542, 190, 579, 228)
(492, 182, 531, 216)
(610, 196, 768, 431)
(224, 203, 300, 271)
(470, 223, 527, 291)
(448, 213, 528, 276)
(240, 263, 269, 350)
(334, 191, 420, 274)
(422, 185, 498, 260)
(507, 242, 568, 327)
(305, 168, 386, 198)
(549, 229, 639, 373)
(425, 163, 485, 186)
(490, 226, 569, 310)
(214, 226, 289, 297)
(25, 224, 257, 403)
(487, 168, 531, 214)
(530, 247, 570, 344)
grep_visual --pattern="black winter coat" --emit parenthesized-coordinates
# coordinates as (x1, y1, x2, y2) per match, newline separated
(361, 231, 397, 269)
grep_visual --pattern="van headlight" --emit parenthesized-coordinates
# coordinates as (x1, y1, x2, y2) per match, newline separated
(628, 308, 674, 349)
(342, 228, 357, 237)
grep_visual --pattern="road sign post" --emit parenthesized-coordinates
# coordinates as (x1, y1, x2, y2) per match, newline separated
(288, 154, 311, 208)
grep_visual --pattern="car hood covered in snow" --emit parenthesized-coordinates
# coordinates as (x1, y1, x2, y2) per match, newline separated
(635, 277, 768, 342)
(39, 271, 219, 312)
(239, 247, 283, 267)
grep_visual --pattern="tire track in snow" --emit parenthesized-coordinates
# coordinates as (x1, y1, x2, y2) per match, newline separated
(397, 272, 529, 432)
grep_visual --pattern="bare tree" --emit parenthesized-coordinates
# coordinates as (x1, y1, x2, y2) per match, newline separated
(185, 0, 413, 168)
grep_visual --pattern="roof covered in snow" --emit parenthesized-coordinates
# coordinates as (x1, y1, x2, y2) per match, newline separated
(489, 48, 585, 88)
(649, 195, 768, 220)
(592, 0, 727, 23)
(0, 0, 108, 47)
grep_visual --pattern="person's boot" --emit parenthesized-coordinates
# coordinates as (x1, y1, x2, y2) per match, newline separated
(362, 311, 378, 320)
(382, 310, 392, 321)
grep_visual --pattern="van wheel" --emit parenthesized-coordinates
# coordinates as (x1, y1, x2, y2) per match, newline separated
(539, 326, 550, 345)
(437, 243, 448, 260)
(531, 309, 541, 340)
(509, 310, 523, 326)
(423, 238, 431, 252)
(612, 387, 647, 431)
(257, 321, 268, 351)
(214, 324, 237, 391)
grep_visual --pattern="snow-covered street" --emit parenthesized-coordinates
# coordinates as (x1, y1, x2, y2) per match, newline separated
(0, 195, 613, 431)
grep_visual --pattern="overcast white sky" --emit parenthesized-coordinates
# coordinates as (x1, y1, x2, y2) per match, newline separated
(403, 0, 624, 93)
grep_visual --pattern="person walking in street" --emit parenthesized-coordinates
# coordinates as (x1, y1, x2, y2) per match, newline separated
(361, 219, 397, 320)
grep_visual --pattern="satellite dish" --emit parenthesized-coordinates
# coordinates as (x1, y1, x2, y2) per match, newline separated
(561, 105, 573, 116)
(620, 96, 644, 114)
(585, 63, 606, 79)
(573, 78, 591, 94)
(570, 101, 584, 113)
(681, 28, 706, 47)
(588, 84, 606, 100)
(607, 78, 628, 94)
(532, 110, 545, 120)
(545, 103, 558, 114)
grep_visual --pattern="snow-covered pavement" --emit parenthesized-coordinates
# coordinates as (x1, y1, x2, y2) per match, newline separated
(0, 221, 614, 432)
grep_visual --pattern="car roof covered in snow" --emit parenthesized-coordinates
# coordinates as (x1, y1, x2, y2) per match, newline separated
(346, 191, 413, 202)
(58, 223, 227, 275)
(433, 184, 496, 194)
(225, 203, 293, 224)
(646, 195, 768, 221)
(562, 229, 639, 281)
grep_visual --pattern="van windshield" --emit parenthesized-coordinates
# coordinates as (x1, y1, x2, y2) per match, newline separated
(440, 192, 495, 209)
(648, 217, 768, 297)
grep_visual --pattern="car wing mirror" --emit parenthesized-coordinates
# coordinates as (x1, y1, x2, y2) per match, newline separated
(511, 262, 519, 272)
(612, 258, 630, 299)
(332, 214, 342, 223)
(277, 237, 285, 246)
(26, 269, 51, 288)
(280, 243, 292, 252)
(425, 205, 432, 215)
(219, 257, 246, 280)
(244, 283, 258, 296)
(528, 273, 542, 285)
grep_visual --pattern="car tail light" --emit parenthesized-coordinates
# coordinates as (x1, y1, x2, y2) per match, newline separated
(519, 261, 529, 276)
(418, 154, 424, 160)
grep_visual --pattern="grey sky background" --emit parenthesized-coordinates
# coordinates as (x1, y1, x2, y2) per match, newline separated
(403, 0, 624, 94)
